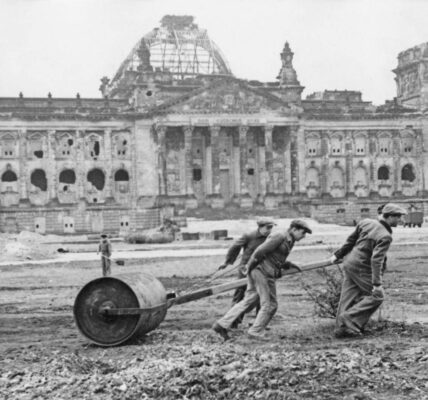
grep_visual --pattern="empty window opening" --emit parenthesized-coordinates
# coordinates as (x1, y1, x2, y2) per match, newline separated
(59, 169, 76, 184)
(87, 168, 105, 190)
(4, 150, 13, 156)
(90, 141, 100, 158)
(68, 139, 73, 146)
(65, 224, 68, 228)
(249, 148, 253, 154)
(34, 150, 44, 158)
(121, 222, 124, 226)
(126, 222, 129, 226)
(404, 146, 412, 153)
(377, 166, 390, 180)
(93, 198, 98, 203)
(337, 209, 345, 214)
(2, 170, 17, 182)
(114, 169, 129, 181)
(63, 185, 68, 192)
(401, 164, 415, 182)
(193, 168, 202, 181)
(247, 168, 255, 176)
(31, 169, 47, 191)
(36, 224, 39, 229)
(146, 90, 153, 97)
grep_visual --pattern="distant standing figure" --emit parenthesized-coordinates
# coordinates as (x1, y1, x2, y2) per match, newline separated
(98, 234, 112, 276)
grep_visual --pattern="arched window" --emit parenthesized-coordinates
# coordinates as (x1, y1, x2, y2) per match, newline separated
(401, 164, 415, 182)
(331, 167, 344, 187)
(377, 166, 390, 180)
(354, 167, 367, 186)
(1, 170, 17, 182)
(305, 168, 319, 187)
(59, 169, 76, 184)
(114, 169, 129, 181)
(355, 137, 366, 155)
(87, 169, 105, 190)
(31, 169, 47, 191)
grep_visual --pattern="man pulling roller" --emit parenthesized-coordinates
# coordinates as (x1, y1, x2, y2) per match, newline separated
(217, 218, 275, 328)
(213, 219, 311, 341)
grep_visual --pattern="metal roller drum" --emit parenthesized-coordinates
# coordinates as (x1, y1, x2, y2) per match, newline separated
(73, 273, 167, 346)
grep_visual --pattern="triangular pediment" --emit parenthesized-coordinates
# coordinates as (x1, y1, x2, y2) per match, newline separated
(152, 79, 294, 115)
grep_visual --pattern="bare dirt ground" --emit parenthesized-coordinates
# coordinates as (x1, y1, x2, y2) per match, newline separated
(0, 244, 427, 399)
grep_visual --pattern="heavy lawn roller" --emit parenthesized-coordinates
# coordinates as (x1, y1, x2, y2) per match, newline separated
(73, 259, 334, 346)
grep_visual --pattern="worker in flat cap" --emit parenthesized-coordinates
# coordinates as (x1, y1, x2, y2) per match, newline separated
(213, 219, 311, 341)
(331, 203, 407, 338)
(217, 218, 276, 328)
(97, 233, 112, 276)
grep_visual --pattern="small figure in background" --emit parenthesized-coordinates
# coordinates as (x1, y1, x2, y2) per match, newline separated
(98, 233, 112, 276)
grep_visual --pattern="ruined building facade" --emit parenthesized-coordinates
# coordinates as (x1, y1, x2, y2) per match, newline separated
(1, 16, 427, 233)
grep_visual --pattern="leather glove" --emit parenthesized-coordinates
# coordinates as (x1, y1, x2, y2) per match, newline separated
(330, 255, 339, 264)
(372, 285, 385, 299)
(287, 262, 302, 273)
(218, 263, 229, 270)
(281, 261, 302, 274)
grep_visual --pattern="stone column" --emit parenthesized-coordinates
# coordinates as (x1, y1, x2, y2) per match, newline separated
(204, 129, 213, 195)
(76, 130, 85, 199)
(18, 129, 27, 199)
(264, 125, 274, 193)
(183, 126, 194, 195)
(104, 129, 113, 198)
(210, 126, 221, 195)
(156, 126, 167, 195)
(290, 128, 299, 195)
(129, 127, 138, 207)
(345, 134, 353, 195)
(239, 125, 249, 195)
(47, 129, 56, 200)
(392, 131, 401, 194)
(320, 131, 330, 194)
(257, 129, 266, 196)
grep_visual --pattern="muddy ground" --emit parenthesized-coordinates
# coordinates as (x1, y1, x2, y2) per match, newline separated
(0, 245, 427, 399)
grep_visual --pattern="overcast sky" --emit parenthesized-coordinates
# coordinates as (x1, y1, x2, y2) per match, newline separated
(1, 0, 428, 104)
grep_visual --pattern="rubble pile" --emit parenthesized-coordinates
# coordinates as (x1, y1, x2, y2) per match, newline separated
(1, 321, 426, 400)
(0, 231, 56, 262)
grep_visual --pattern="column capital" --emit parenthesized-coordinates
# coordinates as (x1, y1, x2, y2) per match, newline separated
(183, 125, 194, 136)
(210, 125, 221, 135)
(264, 125, 274, 133)
(155, 125, 167, 135)
(239, 125, 249, 135)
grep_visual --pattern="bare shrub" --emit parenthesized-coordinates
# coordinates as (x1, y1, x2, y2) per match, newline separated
(301, 265, 343, 318)
(125, 232, 174, 244)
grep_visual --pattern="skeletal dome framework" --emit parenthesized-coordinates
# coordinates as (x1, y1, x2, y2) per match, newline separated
(110, 15, 232, 86)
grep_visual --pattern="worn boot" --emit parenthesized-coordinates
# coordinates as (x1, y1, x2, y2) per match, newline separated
(212, 322, 230, 341)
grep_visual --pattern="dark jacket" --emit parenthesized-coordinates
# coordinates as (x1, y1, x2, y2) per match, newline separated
(334, 218, 392, 286)
(99, 239, 112, 256)
(225, 229, 267, 266)
(246, 231, 296, 278)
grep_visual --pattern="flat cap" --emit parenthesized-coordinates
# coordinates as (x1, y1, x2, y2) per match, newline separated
(290, 219, 312, 234)
(257, 218, 276, 227)
(382, 203, 407, 216)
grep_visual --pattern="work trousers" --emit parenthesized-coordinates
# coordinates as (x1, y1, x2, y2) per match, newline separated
(101, 255, 111, 277)
(336, 265, 384, 331)
(231, 266, 260, 325)
(217, 267, 277, 335)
